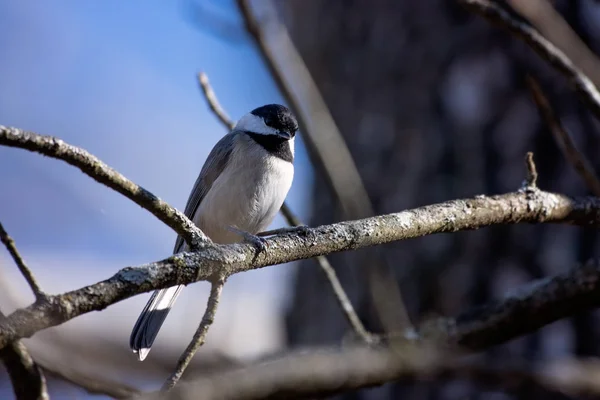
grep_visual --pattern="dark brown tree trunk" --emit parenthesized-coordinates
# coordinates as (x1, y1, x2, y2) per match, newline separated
(279, 1, 600, 398)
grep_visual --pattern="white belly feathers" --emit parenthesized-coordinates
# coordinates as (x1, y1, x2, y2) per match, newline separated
(194, 143, 293, 244)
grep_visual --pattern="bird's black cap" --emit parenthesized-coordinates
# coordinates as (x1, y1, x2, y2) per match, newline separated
(251, 104, 298, 135)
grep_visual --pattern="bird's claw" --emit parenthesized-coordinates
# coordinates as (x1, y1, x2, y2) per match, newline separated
(292, 225, 310, 236)
(227, 226, 268, 254)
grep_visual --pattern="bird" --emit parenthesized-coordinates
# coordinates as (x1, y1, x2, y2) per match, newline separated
(129, 104, 298, 361)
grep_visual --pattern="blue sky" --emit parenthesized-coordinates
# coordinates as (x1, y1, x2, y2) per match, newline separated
(0, 0, 313, 395)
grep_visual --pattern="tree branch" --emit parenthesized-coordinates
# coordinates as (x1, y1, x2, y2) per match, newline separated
(526, 76, 600, 197)
(143, 259, 600, 400)
(142, 345, 600, 400)
(196, 71, 372, 343)
(197, 72, 235, 130)
(0, 312, 48, 400)
(425, 259, 600, 350)
(0, 182, 598, 349)
(458, 0, 600, 121)
(162, 279, 225, 391)
(0, 126, 209, 249)
(0, 222, 44, 301)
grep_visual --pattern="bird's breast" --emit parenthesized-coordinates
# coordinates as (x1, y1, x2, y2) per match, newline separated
(195, 153, 294, 244)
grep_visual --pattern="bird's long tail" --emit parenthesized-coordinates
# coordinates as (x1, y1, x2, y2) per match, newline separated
(129, 285, 184, 361)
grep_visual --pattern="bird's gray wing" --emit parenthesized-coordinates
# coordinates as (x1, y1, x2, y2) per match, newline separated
(130, 132, 236, 361)
(173, 132, 236, 253)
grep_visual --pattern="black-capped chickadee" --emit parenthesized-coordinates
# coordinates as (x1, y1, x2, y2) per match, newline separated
(130, 104, 298, 361)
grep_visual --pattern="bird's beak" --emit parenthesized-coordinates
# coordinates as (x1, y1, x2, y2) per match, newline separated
(277, 131, 293, 140)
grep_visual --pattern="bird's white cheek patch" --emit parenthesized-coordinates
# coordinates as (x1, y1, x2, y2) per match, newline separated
(234, 113, 279, 136)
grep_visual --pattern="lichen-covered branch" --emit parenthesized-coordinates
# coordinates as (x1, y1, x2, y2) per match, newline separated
(0, 125, 209, 248)
(0, 187, 599, 349)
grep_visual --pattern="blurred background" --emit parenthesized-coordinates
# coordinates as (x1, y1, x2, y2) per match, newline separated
(1, 0, 600, 399)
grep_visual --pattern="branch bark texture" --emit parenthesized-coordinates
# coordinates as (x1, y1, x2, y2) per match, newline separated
(0, 185, 599, 349)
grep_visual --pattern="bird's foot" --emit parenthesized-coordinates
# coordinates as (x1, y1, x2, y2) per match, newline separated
(227, 226, 268, 254)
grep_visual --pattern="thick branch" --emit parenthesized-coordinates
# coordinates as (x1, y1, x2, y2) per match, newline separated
(0, 222, 44, 300)
(0, 126, 209, 248)
(458, 0, 600, 121)
(0, 189, 599, 348)
(439, 259, 600, 350)
(162, 279, 225, 391)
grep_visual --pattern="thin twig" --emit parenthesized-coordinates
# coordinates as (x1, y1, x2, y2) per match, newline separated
(0, 221, 45, 300)
(0, 126, 209, 249)
(525, 152, 538, 188)
(162, 279, 225, 391)
(196, 71, 373, 343)
(458, 0, 600, 121)
(0, 311, 49, 400)
(508, 0, 600, 88)
(526, 76, 600, 196)
(279, 203, 374, 344)
(197, 72, 235, 130)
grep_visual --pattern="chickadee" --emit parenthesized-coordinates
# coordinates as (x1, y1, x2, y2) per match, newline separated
(129, 104, 298, 361)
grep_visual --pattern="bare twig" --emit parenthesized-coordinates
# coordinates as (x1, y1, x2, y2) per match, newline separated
(162, 279, 225, 391)
(197, 72, 235, 130)
(0, 222, 44, 300)
(238, 0, 411, 335)
(524, 152, 538, 188)
(0, 126, 209, 249)
(526, 76, 600, 196)
(508, 0, 600, 88)
(0, 311, 48, 400)
(458, 0, 600, 121)
(279, 203, 374, 344)
(196, 71, 373, 343)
